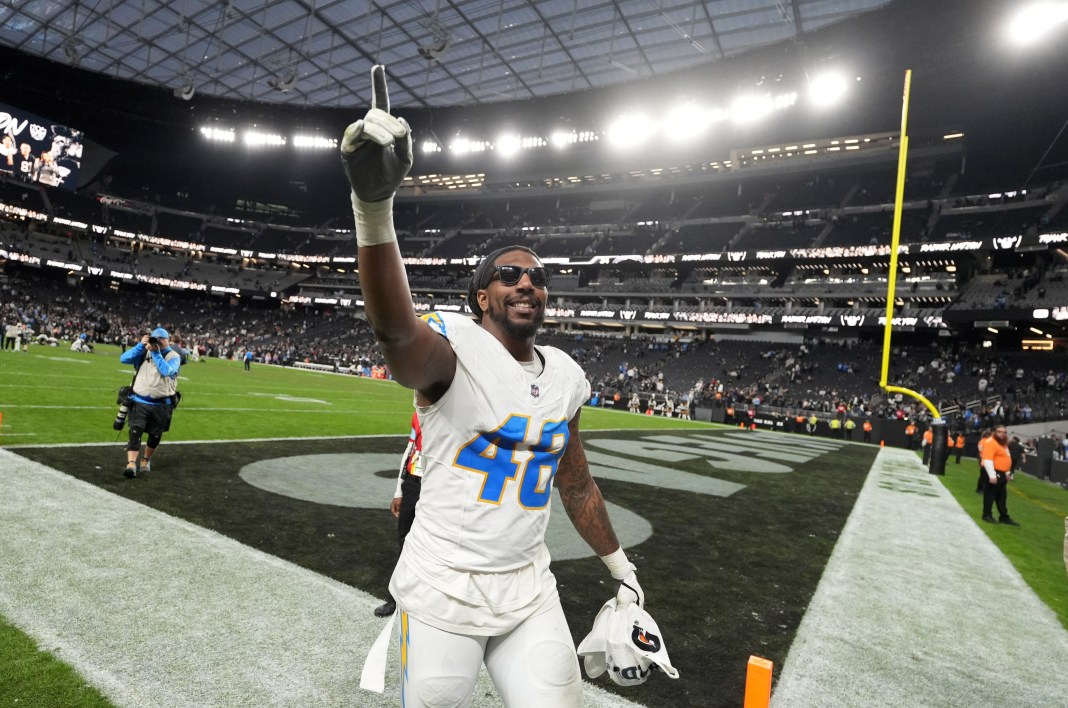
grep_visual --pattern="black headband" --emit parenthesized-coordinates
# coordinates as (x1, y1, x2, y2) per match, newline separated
(465, 245, 539, 320)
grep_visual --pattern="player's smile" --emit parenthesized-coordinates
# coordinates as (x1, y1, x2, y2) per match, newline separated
(507, 297, 540, 315)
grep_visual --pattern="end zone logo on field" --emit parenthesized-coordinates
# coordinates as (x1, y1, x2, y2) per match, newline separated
(238, 430, 844, 561)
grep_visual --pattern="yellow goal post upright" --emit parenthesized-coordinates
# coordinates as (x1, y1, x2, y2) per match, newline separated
(878, 69, 947, 473)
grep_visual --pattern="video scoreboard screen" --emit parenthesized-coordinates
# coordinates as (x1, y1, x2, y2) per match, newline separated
(0, 102, 84, 191)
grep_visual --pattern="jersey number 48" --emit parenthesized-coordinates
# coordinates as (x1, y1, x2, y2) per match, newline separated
(454, 414, 569, 509)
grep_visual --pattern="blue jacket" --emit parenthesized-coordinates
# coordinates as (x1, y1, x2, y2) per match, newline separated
(120, 343, 180, 404)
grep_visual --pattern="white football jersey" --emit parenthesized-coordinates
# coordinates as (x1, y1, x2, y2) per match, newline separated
(408, 312, 590, 573)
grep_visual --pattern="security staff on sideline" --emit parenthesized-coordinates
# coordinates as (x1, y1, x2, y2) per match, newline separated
(975, 429, 992, 493)
(119, 327, 181, 478)
(905, 422, 918, 449)
(806, 414, 818, 436)
(980, 425, 1019, 526)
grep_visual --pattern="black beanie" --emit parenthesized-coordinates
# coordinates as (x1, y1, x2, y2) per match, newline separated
(465, 245, 539, 320)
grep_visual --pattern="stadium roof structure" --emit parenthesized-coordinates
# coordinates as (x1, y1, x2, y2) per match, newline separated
(0, 0, 892, 109)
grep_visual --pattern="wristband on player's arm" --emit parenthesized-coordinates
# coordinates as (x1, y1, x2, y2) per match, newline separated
(602, 547, 644, 607)
(353, 194, 397, 247)
(600, 547, 634, 580)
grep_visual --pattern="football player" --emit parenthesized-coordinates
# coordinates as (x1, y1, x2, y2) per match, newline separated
(342, 66, 644, 708)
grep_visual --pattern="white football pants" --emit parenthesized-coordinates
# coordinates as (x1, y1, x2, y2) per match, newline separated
(399, 599, 583, 708)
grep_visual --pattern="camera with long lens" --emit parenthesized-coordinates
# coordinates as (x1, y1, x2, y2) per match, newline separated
(113, 402, 130, 430)
(113, 386, 133, 430)
(148, 336, 159, 345)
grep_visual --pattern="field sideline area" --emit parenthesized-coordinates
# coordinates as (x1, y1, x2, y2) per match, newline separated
(2, 344, 1067, 707)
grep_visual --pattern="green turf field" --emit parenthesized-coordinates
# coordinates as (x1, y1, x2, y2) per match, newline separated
(0, 343, 710, 444)
(3, 341, 1066, 707)
(938, 456, 1068, 627)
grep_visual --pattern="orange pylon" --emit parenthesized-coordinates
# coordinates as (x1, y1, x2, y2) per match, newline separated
(743, 655, 773, 708)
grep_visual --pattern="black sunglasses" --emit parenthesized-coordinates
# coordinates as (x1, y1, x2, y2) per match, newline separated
(491, 265, 550, 288)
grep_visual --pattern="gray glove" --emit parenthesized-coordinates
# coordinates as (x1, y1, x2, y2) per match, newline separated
(340, 65, 413, 203)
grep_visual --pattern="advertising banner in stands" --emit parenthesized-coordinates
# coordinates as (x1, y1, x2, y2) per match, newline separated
(0, 101, 84, 191)
(537, 231, 1068, 267)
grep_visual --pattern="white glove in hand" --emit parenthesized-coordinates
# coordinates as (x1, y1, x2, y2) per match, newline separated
(340, 65, 412, 204)
(616, 570, 644, 609)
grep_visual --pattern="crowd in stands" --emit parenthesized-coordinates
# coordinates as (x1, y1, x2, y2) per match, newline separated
(3, 265, 1066, 431)
(570, 332, 1067, 429)
(0, 269, 383, 371)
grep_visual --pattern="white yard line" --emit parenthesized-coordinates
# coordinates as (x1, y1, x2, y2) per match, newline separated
(0, 450, 645, 708)
(772, 447, 1068, 707)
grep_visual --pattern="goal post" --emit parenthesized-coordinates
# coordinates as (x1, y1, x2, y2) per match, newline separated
(879, 70, 946, 472)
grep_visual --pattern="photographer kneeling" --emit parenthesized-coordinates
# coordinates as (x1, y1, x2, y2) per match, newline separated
(118, 327, 181, 478)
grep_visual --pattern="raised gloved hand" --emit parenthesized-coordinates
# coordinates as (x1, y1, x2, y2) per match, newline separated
(340, 65, 412, 204)
(341, 66, 413, 247)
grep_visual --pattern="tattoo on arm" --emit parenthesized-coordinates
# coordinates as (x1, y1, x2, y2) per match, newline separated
(557, 417, 620, 557)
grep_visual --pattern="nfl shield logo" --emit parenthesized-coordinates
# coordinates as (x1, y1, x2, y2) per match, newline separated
(530, 384, 540, 398)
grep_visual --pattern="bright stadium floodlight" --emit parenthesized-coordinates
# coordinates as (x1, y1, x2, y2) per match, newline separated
(550, 130, 576, 149)
(606, 113, 656, 148)
(664, 104, 712, 141)
(1005, 2, 1068, 46)
(808, 72, 849, 108)
(496, 134, 522, 157)
(730, 95, 773, 124)
(450, 137, 471, 155)
(243, 130, 286, 147)
(293, 135, 338, 149)
(774, 92, 798, 109)
(200, 126, 235, 142)
(420, 140, 442, 153)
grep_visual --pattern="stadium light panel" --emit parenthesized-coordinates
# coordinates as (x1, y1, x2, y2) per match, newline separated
(550, 130, 576, 148)
(293, 135, 337, 149)
(808, 72, 849, 108)
(664, 104, 712, 141)
(730, 95, 773, 124)
(606, 113, 656, 148)
(244, 131, 286, 147)
(1006, 2, 1068, 45)
(496, 134, 522, 157)
(450, 137, 488, 155)
(774, 92, 798, 109)
(420, 141, 442, 153)
(200, 126, 235, 142)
